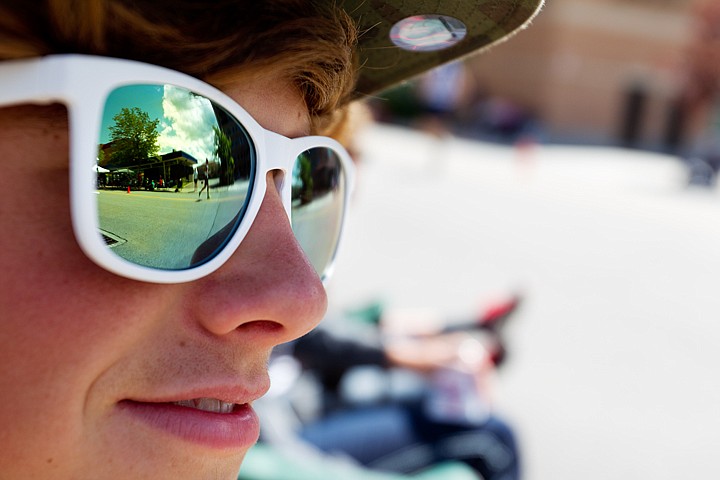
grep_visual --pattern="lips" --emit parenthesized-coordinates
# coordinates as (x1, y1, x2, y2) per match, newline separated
(119, 392, 262, 449)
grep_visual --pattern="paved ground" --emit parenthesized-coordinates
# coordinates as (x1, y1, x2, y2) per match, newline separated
(325, 124, 720, 479)
(98, 179, 249, 268)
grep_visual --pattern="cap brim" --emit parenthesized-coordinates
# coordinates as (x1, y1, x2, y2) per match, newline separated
(344, 0, 544, 97)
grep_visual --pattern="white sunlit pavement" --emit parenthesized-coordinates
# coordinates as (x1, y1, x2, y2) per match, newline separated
(325, 123, 720, 480)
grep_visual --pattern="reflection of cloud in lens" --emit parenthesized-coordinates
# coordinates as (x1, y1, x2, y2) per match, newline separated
(158, 86, 216, 162)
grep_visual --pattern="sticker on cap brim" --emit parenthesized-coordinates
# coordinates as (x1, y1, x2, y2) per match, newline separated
(390, 15, 467, 52)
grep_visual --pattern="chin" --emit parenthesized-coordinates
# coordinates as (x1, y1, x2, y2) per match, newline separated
(93, 450, 247, 480)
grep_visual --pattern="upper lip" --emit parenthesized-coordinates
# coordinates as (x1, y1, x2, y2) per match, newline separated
(128, 376, 271, 406)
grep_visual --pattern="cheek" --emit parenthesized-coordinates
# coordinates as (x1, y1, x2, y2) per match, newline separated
(1, 142, 105, 349)
(0, 111, 186, 475)
(0, 116, 160, 353)
(0, 162, 127, 393)
(0, 124, 174, 465)
(0, 175, 167, 382)
(0, 184, 175, 473)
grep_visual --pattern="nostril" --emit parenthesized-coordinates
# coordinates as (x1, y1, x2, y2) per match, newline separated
(234, 320, 284, 335)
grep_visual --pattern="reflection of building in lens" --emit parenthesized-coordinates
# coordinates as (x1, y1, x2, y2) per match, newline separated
(212, 106, 254, 185)
(97, 141, 198, 190)
(309, 148, 341, 194)
(292, 149, 341, 206)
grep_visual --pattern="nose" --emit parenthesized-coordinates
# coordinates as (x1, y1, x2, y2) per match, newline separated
(188, 171, 327, 346)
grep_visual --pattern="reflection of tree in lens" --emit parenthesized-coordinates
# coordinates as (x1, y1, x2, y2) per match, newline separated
(108, 107, 160, 167)
(295, 153, 314, 205)
(213, 126, 235, 186)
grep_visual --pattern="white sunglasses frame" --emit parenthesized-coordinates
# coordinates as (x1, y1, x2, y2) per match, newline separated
(0, 54, 354, 284)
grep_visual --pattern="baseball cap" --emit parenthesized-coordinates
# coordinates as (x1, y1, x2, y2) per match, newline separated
(343, 0, 544, 96)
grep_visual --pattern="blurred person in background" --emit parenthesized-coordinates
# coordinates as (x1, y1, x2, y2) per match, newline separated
(288, 296, 523, 480)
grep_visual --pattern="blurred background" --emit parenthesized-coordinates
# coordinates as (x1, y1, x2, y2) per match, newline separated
(322, 0, 720, 478)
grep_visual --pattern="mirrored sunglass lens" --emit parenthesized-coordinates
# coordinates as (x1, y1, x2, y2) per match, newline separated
(291, 147, 346, 277)
(95, 84, 255, 270)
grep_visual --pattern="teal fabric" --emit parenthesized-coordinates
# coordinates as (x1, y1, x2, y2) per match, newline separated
(238, 443, 480, 480)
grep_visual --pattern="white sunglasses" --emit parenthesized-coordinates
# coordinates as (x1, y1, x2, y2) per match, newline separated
(0, 54, 354, 283)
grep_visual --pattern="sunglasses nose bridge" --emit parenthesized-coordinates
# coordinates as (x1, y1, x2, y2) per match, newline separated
(263, 132, 297, 219)
(263, 130, 296, 169)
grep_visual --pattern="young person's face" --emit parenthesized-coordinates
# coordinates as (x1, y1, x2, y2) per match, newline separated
(0, 73, 327, 479)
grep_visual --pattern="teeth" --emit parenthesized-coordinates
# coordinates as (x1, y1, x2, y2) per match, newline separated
(173, 398, 236, 413)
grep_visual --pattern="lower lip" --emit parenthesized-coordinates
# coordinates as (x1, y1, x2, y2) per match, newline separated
(118, 400, 260, 450)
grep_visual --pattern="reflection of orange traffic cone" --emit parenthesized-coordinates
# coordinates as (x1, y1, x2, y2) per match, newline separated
(127, 186, 131, 193)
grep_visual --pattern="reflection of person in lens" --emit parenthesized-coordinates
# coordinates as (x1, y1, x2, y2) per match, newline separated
(0, 1, 540, 480)
(198, 158, 210, 199)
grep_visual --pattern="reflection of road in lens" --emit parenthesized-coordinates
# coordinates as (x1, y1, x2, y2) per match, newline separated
(97, 181, 250, 270)
(292, 190, 344, 277)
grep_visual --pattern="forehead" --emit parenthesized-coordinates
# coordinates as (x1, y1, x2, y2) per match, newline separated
(210, 73, 310, 139)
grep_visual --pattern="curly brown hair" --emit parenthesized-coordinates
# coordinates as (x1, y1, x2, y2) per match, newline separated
(0, 0, 359, 134)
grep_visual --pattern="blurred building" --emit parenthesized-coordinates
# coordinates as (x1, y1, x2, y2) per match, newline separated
(467, 0, 694, 150)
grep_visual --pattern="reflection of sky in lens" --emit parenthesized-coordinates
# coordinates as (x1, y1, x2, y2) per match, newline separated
(100, 84, 217, 162)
